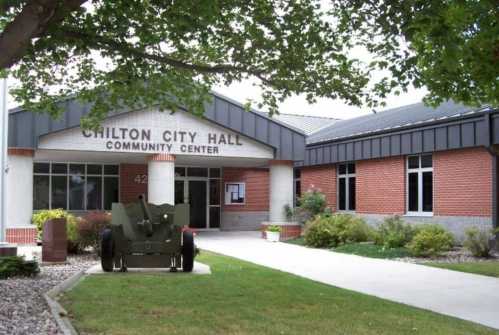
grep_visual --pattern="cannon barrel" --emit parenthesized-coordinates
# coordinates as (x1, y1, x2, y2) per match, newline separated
(138, 194, 154, 236)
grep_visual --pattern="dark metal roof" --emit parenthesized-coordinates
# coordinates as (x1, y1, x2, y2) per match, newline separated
(261, 112, 338, 135)
(301, 104, 499, 167)
(307, 101, 486, 144)
(8, 91, 306, 161)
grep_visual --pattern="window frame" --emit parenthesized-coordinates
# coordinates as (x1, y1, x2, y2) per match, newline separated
(293, 169, 301, 206)
(224, 182, 246, 205)
(337, 162, 356, 212)
(405, 155, 433, 216)
(33, 162, 120, 211)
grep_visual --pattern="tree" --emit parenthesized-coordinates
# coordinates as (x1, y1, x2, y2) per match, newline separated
(0, 1, 497, 128)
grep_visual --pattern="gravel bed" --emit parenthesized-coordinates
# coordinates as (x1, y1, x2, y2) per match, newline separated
(395, 247, 499, 264)
(0, 255, 98, 335)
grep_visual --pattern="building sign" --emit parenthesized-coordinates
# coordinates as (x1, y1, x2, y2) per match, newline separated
(38, 108, 274, 159)
(82, 127, 243, 155)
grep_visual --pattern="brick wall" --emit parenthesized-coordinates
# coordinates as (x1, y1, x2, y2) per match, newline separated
(356, 156, 406, 214)
(120, 164, 148, 203)
(300, 165, 336, 211)
(434, 148, 492, 217)
(6, 227, 37, 244)
(222, 168, 269, 211)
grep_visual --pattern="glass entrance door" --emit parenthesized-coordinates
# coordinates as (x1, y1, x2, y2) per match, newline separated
(188, 180, 207, 229)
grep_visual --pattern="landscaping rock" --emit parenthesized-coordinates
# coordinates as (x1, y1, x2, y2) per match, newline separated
(395, 247, 499, 264)
(0, 254, 97, 335)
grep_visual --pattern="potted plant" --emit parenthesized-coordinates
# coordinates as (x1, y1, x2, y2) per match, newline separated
(266, 225, 281, 242)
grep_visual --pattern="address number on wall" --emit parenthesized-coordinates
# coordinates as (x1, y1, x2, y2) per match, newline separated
(134, 174, 148, 184)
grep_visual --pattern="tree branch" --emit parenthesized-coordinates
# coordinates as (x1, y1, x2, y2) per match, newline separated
(59, 27, 273, 85)
(0, 0, 87, 69)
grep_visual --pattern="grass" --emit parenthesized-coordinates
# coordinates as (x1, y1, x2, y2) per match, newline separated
(425, 261, 499, 278)
(284, 236, 305, 246)
(333, 243, 411, 259)
(61, 252, 498, 335)
(285, 237, 410, 259)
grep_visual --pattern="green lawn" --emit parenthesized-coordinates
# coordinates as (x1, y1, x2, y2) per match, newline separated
(284, 236, 306, 246)
(62, 252, 499, 335)
(285, 238, 410, 259)
(333, 243, 411, 259)
(425, 261, 499, 278)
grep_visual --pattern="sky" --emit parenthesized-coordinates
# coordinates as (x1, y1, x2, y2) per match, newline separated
(213, 82, 428, 120)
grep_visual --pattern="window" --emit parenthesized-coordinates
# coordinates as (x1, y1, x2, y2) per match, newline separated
(294, 169, 301, 205)
(338, 163, 356, 211)
(33, 162, 119, 211)
(225, 182, 245, 205)
(407, 154, 433, 214)
(209, 169, 221, 228)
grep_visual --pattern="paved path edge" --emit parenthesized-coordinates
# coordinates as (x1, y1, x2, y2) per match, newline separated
(44, 269, 86, 335)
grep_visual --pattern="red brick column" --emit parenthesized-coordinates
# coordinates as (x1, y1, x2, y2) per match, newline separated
(434, 148, 493, 217)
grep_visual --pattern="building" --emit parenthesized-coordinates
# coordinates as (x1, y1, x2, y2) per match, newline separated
(4, 93, 499, 243)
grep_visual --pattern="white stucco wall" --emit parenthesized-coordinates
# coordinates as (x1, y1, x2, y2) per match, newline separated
(7, 154, 33, 228)
(38, 108, 274, 159)
(269, 162, 294, 222)
(148, 160, 175, 205)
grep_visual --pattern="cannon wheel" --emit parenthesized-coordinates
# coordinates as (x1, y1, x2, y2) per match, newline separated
(101, 228, 114, 272)
(182, 231, 195, 272)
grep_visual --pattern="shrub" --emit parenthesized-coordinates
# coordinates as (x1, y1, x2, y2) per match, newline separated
(298, 189, 327, 219)
(0, 256, 39, 279)
(77, 211, 112, 254)
(375, 216, 417, 248)
(267, 225, 282, 233)
(407, 224, 454, 257)
(463, 227, 493, 257)
(32, 209, 80, 253)
(32, 209, 67, 238)
(304, 214, 371, 248)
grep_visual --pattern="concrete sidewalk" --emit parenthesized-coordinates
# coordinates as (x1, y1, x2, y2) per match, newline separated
(196, 231, 499, 330)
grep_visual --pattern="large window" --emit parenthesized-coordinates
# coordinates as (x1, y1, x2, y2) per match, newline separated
(407, 154, 433, 214)
(338, 163, 356, 211)
(33, 162, 119, 211)
(294, 169, 301, 205)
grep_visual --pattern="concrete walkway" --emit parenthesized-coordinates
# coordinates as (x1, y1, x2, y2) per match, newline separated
(196, 231, 499, 330)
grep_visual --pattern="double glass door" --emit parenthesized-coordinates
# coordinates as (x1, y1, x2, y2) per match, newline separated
(174, 167, 221, 229)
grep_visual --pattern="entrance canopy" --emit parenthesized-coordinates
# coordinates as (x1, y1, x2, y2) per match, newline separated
(8, 92, 306, 162)
(37, 107, 275, 162)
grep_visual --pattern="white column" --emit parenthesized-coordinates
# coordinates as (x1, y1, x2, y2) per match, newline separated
(7, 151, 34, 228)
(269, 160, 294, 223)
(147, 154, 175, 205)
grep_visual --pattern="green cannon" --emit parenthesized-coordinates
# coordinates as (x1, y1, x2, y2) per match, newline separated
(100, 194, 195, 272)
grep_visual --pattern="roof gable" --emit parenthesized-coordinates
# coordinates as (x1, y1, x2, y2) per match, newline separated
(8, 92, 306, 161)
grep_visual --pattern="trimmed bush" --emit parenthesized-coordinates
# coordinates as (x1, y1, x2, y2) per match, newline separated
(375, 216, 417, 248)
(77, 211, 112, 254)
(297, 189, 327, 219)
(304, 214, 371, 248)
(0, 256, 39, 279)
(407, 224, 454, 257)
(32, 209, 67, 238)
(32, 209, 80, 253)
(463, 227, 493, 257)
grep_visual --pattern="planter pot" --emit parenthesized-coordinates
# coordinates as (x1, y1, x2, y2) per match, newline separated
(266, 231, 280, 242)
